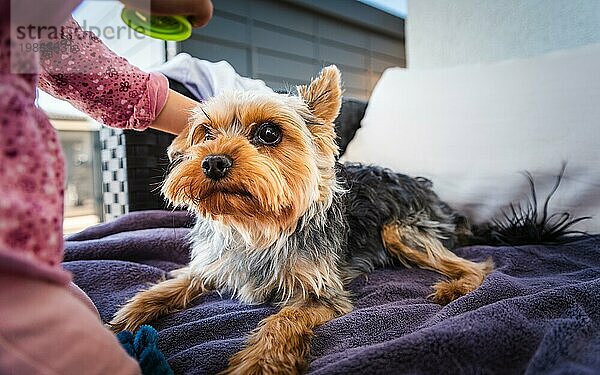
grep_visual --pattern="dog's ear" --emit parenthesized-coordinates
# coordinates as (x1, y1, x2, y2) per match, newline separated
(297, 65, 342, 124)
(167, 124, 191, 162)
(167, 105, 209, 161)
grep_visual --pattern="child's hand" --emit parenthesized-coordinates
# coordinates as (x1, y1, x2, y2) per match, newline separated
(122, 0, 213, 28)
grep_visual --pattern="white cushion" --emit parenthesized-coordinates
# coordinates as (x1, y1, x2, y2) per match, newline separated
(342, 44, 600, 233)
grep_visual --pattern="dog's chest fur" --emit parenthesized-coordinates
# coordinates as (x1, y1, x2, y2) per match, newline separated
(188, 194, 348, 305)
(187, 163, 458, 305)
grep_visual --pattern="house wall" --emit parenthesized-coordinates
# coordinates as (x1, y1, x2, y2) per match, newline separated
(178, 0, 405, 100)
(406, 0, 600, 68)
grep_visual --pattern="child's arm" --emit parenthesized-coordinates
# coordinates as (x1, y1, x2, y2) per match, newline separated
(38, 17, 196, 134)
(148, 89, 197, 135)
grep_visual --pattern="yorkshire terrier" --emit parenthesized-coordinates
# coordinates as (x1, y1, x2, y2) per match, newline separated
(110, 65, 493, 374)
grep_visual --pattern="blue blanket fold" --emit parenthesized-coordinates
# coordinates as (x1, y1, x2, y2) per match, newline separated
(64, 210, 600, 374)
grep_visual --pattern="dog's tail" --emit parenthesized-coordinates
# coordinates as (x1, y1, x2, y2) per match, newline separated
(459, 164, 591, 246)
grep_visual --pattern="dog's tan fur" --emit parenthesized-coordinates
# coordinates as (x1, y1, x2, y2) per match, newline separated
(381, 223, 493, 305)
(110, 267, 207, 332)
(109, 66, 492, 374)
(222, 297, 351, 375)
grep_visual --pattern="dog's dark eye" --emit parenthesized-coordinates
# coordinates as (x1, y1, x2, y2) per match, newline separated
(204, 125, 214, 141)
(254, 122, 282, 146)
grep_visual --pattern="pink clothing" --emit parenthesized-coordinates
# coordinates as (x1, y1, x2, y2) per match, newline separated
(38, 17, 169, 130)
(0, 273, 140, 374)
(0, 2, 169, 283)
(1, 1, 169, 372)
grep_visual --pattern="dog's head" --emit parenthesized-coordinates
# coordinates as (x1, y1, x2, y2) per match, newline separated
(162, 65, 342, 247)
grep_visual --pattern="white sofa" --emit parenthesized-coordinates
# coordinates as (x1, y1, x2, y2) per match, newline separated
(342, 44, 600, 233)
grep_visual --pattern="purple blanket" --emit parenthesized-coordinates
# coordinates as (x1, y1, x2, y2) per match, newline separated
(64, 210, 600, 374)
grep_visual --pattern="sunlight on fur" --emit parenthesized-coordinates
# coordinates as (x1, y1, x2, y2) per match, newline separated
(110, 65, 493, 375)
(162, 68, 343, 249)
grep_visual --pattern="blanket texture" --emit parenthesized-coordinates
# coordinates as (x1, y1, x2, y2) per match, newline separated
(64, 210, 600, 374)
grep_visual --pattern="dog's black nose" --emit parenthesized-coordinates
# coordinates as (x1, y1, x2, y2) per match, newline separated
(201, 155, 233, 180)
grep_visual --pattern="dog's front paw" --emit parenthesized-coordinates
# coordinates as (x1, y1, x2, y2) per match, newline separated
(220, 344, 305, 375)
(108, 302, 149, 333)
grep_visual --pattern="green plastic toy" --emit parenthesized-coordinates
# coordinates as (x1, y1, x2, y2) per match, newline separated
(121, 8, 192, 41)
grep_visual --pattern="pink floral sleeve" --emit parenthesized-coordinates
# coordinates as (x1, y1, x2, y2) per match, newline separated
(38, 17, 168, 130)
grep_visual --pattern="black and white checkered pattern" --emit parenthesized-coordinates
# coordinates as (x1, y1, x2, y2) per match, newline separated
(99, 128, 129, 220)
